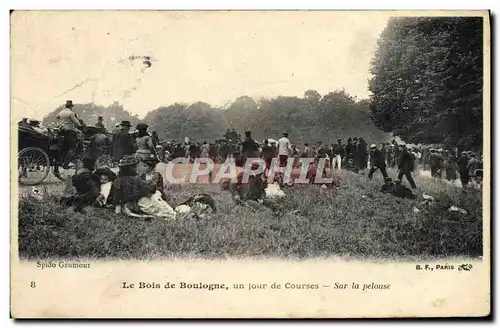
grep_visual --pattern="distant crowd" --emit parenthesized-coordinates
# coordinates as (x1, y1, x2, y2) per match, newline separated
(19, 100, 484, 219)
(152, 129, 483, 191)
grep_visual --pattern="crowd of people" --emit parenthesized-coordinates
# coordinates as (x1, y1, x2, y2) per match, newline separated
(153, 131, 483, 191)
(21, 100, 484, 216)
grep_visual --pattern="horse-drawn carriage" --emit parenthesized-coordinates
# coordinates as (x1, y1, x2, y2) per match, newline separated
(18, 124, 113, 186)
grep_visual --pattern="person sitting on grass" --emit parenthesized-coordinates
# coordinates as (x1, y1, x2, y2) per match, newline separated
(60, 157, 100, 213)
(110, 154, 150, 215)
(138, 154, 166, 200)
(380, 177, 416, 199)
(136, 180, 177, 220)
(93, 166, 117, 208)
(230, 163, 280, 211)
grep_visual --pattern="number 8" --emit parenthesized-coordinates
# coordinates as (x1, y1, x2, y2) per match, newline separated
(30, 281, 36, 288)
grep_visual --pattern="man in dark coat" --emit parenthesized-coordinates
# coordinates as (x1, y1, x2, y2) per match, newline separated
(333, 139, 345, 170)
(458, 151, 470, 188)
(151, 131, 160, 148)
(385, 143, 394, 168)
(95, 116, 105, 129)
(60, 157, 100, 213)
(368, 144, 388, 180)
(261, 139, 275, 171)
(430, 149, 444, 178)
(112, 121, 136, 163)
(345, 138, 353, 160)
(357, 138, 368, 172)
(317, 141, 328, 159)
(241, 131, 260, 161)
(397, 145, 417, 189)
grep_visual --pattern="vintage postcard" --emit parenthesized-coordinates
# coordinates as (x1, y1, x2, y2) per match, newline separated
(10, 10, 490, 318)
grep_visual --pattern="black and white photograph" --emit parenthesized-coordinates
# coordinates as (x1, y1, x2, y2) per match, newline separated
(14, 11, 487, 260)
(10, 9, 490, 318)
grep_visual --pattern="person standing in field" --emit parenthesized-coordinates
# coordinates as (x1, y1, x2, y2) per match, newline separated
(385, 143, 394, 168)
(151, 131, 160, 148)
(429, 149, 444, 179)
(302, 143, 313, 158)
(317, 141, 327, 160)
(444, 150, 458, 181)
(95, 116, 105, 129)
(134, 123, 158, 177)
(57, 100, 84, 168)
(278, 132, 291, 167)
(397, 144, 417, 189)
(345, 138, 353, 160)
(112, 120, 136, 163)
(261, 139, 275, 171)
(200, 141, 210, 158)
(467, 153, 481, 186)
(368, 144, 388, 180)
(356, 138, 368, 173)
(241, 131, 260, 163)
(458, 151, 470, 189)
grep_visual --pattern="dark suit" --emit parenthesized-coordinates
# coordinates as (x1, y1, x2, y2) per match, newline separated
(112, 128, 136, 162)
(368, 150, 388, 179)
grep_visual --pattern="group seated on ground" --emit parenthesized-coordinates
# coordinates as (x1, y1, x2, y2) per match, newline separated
(60, 155, 216, 220)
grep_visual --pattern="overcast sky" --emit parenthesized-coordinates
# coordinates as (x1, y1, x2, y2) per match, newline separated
(11, 11, 392, 119)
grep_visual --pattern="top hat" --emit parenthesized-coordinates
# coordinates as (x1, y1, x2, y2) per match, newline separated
(65, 100, 73, 107)
(98, 116, 103, 120)
(245, 131, 251, 137)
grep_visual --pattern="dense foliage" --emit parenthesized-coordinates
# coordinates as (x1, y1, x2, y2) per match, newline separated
(144, 90, 388, 144)
(43, 90, 389, 144)
(369, 17, 483, 149)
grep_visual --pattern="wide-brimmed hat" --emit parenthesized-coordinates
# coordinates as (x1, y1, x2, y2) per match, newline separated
(65, 100, 73, 107)
(118, 154, 139, 167)
(370, 144, 377, 149)
(120, 121, 132, 127)
(94, 167, 117, 181)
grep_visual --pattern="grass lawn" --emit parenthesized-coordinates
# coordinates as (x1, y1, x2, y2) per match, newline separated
(17, 169, 483, 260)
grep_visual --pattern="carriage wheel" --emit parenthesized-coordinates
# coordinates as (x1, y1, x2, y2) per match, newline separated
(18, 147, 50, 185)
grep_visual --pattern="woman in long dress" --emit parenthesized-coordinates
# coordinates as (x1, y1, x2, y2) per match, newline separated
(134, 123, 158, 177)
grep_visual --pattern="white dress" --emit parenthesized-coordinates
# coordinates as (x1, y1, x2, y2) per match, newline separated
(137, 191, 177, 220)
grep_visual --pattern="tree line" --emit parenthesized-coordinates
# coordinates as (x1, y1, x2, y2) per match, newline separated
(42, 90, 389, 144)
